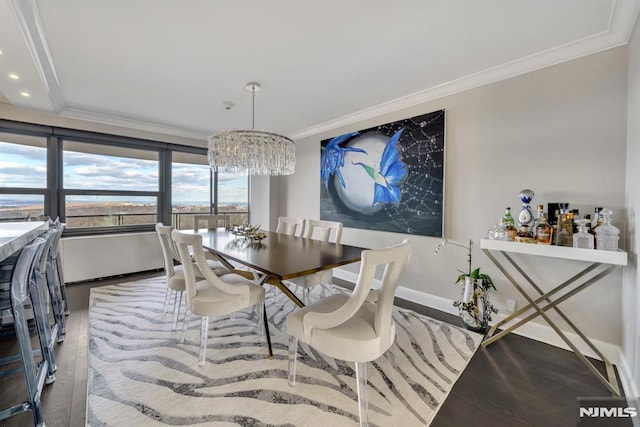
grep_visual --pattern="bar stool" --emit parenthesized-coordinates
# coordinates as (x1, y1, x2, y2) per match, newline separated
(0, 238, 51, 426)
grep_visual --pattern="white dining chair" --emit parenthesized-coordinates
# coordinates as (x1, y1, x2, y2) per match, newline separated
(276, 217, 305, 237)
(194, 214, 230, 231)
(286, 239, 411, 427)
(287, 219, 343, 303)
(155, 223, 229, 330)
(171, 230, 265, 366)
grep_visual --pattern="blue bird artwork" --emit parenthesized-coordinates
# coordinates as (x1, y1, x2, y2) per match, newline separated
(352, 128, 408, 207)
(320, 131, 367, 189)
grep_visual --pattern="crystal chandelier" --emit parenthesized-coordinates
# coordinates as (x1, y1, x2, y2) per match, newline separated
(208, 82, 295, 176)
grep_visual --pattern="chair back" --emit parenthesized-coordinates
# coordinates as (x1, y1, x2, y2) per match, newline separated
(276, 217, 305, 237)
(155, 223, 179, 279)
(194, 214, 229, 231)
(354, 239, 411, 346)
(10, 238, 46, 304)
(303, 219, 343, 244)
(171, 230, 250, 310)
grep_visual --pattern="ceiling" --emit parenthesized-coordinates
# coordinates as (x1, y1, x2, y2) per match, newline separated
(0, 0, 638, 142)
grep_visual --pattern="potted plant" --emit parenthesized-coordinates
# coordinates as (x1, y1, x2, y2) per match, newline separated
(434, 238, 497, 332)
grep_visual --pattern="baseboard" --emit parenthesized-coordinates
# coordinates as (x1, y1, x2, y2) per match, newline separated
(333, 268, 630, 389)
(619, 354, 640, 400)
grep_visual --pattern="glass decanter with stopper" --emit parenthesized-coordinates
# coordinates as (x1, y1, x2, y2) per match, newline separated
(572, 219, 594, 249)
(595, 208, 619, 251)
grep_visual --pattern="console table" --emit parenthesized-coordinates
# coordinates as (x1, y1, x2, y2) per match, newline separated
(480, 238, 627, 396)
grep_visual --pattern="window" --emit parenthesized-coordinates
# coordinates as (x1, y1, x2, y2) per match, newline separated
(62, 141, 160, 230)
(0, 133, 47, 221)
(217, 173, 249, 225)
(0, 120, 251, 234)
(172, 152, 212, 230)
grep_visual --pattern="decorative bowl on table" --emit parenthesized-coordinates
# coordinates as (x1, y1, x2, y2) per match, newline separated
(226, 224, 266, 242)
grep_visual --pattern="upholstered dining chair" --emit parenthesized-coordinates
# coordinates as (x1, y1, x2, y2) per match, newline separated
(287, 219, 343, 303)
(276, 217, 305, 237)
(286, 239, 411, 427)
(155, 223, 229, 330)
(194, 214, 230, 231)
(171, 230, 265, 366)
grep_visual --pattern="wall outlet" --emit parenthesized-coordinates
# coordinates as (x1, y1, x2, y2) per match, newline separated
(506, 299, 516, 313)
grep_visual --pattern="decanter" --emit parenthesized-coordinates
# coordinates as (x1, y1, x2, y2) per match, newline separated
(595, 208, 619, 251)
(573, 219, 594, 249)
(555, 203, 573, 247)
(518, 189, 535, 228)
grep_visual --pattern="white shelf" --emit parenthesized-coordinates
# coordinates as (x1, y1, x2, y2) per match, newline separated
(480, 238, 627, 266)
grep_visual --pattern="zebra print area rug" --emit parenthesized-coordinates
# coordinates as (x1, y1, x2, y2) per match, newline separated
(87, 277, 481, 426)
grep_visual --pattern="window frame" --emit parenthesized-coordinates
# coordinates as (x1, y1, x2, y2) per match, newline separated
(0, 119, 251, 237)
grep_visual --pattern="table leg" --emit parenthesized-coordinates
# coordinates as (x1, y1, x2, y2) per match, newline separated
(254, 274, 273, 359)
(482, 249, 621, 396)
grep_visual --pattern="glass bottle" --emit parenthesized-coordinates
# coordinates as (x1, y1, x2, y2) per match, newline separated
(503, 207, 516, 241)
(592, 207, 603, 249)
(584, 214, 596, 241)
(532, 204, 544, 238)
(555, 203, 573, 247)
(515, 225, 535, 243)
(518, 189, 535, 228)
(535, 213, 553, 245)
(573, 219, 594, 249)
(595, 208, 620, 251)
(571, 209, 580, 234)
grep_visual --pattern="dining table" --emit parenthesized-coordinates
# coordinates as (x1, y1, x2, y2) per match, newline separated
(182, 228, 366, 357)
(0, 221, 50, 262)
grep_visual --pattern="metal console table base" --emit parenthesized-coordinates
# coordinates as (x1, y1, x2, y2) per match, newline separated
(480, 239, 627, 397)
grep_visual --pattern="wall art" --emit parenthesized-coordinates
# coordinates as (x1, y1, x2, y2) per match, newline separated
(320, 109, 445, 237)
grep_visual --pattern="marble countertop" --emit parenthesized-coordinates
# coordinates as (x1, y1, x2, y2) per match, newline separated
(0, 221, 49, 262)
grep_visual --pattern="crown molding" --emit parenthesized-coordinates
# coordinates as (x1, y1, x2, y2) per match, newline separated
(289, 0, 640, 141)
(58, 108, 209, 141)
(8, 0, 65, 112)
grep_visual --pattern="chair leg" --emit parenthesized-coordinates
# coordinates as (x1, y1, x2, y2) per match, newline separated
(55, 257, 70, 316)
(256, 302, 264, 341)
(172, 291, 183, 331)
(355, 362, 369, 427)
(199, 316, 209, 366)
(179, 310, 191, 344)
(163, 288, 171, 313)
(288, 336, 298, 386)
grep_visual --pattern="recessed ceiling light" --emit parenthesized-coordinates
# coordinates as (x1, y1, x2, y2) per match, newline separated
(0, 50, 3, 55)
(20, 91, 30, 97)
(8, 73, 19, 80)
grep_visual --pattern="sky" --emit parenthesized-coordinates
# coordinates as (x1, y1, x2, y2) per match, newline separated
(0, 141, 248, 204)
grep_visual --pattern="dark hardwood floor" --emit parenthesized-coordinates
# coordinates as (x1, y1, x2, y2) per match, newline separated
(0, 272, 629, 426)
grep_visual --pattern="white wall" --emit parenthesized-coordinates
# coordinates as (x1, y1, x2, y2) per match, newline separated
(60, 232, 163, 283)
(622, 15, 640, 397)
(284, 47, 628, 354)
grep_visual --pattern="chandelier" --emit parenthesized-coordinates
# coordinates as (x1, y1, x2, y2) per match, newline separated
(208, 82, 295, 176)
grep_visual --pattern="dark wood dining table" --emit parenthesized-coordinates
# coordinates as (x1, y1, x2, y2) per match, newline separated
(181, 228, 366, 357)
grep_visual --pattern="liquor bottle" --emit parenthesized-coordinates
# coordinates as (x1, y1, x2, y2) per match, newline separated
(518, 189, 535, 228)
(515, 225, 536, 243)
(532, 204, 544, 238)
(595, 208, 620, 251)
(503, 207, 516, 241)
(584, 214, 596, 241)
(571, 209, 580, 234)
(592, 207, 604, 249)
(573, 219, 594, 249)
(555, 204, 573, 247)
(535, 213, 553, 245)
